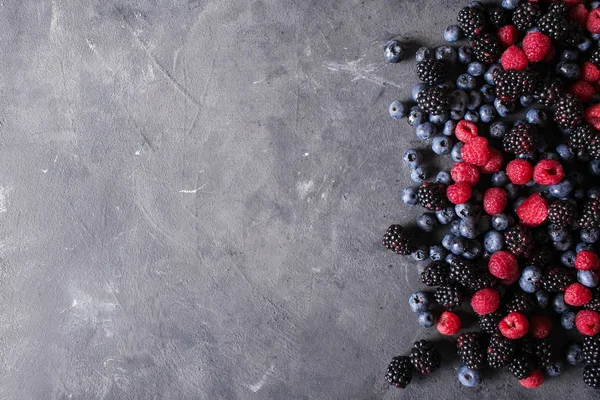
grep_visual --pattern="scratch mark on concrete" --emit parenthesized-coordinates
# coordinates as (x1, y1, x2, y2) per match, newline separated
(0, 186, 13, 213)
(325, 59, 402, 89)
(179, 183, 207, 194)
(248, 365, 275, 392)
(85, 38, 115, 73)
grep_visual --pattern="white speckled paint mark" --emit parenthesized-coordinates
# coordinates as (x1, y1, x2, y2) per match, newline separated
(249, 365, 275, 392)
(0, 186, 13, 213)
(296, 180, 314, 199)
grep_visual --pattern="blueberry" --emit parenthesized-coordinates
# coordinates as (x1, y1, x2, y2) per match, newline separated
(590, 160, 600, 176)
(457, 74, 477, 91)
(402, 148, 422, 169)
(384, 40, 405, 63)
(415, 47, 433, 62)
(468, 1, 484, 10)
(489, 122, 507, 140)
(519, 277, 537, 293)
(592, 1, 600, 9)
(444, 25, 462, 42)
(478, 105, 495, 123)
(412, 83, 428, 101)
(480, 84, 495, 103)
(417, 213, 438, 232)
(578, 37, 592, 52)
(557, 61, 580, 80)
(494, 97, 514, 117)
(445, 253, 460, 265)
(574, 188, 586, 200)
(504, 183, 518, 200)
(592, 33, 600, 41)
(579, 151, 591, 162)
(545, 362, 562, 377)
(416, 122, 435, 140)
(451, 142, 464, 162)
(520, 95, 534, 107)
(436, 45, 457, 63)
(458, 366, 481, 387)
(455, 203, 478, 219)
(458, 46, 473, 64)
(467, 91, 482, 110)
(410, 166, 427, 183)
(553, 235, 572, 251)
(522, 265, 542, 283)
(449, 220, 461, 236)
(429, 245, 447, 261)
(548, 225, 568, 242)
(437, 80, 455, 91)
(536, 290, 549, 308)
(561, 311, 575, 330)
(582, 228, 600, 243)
(501, 0, 519, 9)
(561, 50, 578, 62)
(443, 120, 456, 136)
(549, 180, 573, 199)
(408, 291, 430, 312)
(450, 236, 467, 255)
(402, 187, 419, 206)
(556, 144, 574, 161)
(418, 311, 435, 328)
(436, 171, 452, 185)
(432, 135, 452, 155)
(567, 343, 584, 365)
(553, 293, 569, 313)
(589, 187, 600, 199)
(467, 61, 484, 76)
(526, 108, 547, 126)
(491, 171, 508, 187)
(577, 242, 594, 253)
(442, 234, 456, 250)
(464, 110, 479, 123)
(412, 246, 428, 261)
(484, 64, 501, 85)
(491, 213, 510, 231)
(450, 109, 465, 120)
(578, 270, 599, 288)
(462, 240, 483, 260)
(429, 112, 449, 126)
(561, 250, 577, 268)
(408, 106, 425, 127)
(459, 217, 479, 239)
(484, 230, 504, 253)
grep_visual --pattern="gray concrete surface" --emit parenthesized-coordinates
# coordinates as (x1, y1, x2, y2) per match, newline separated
(0, 0, 592, 399)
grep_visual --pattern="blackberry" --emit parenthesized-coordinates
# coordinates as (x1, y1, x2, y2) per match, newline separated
(417, 59, 447, 85)
(538, 11, 582, 47)
(504, 225, 533, 257)
(487, 334, 516, 368)
(457, 6, 486, 39)
(417, 182, 447, 211)
(509, 355, 535, 379)
(457, 332, 487, 370)
(528, 246, 553, 268)
(584, 365, 600, 389)
(590, 139, 600, 161)
(541, 267, 575, 292)
(585, 297, 600, 313)
(434, 284, 464, 310)
(503, 123, 539, 157)
(472, 33, 501, 64)
(547, 200, 577, 227)
(382, 224, 412, 255)
(584, 336, 600, 365)
(548, 2, 569, 15)
(512, 2, 541, 31)
(554, 94, 583, 129)
(579, 198, 600, 230)
(487, 7, 507, 28)
(417, 86, 449, 115)
(568, 124, 596, 151)
(591, 48, 600, 69)
(479, 311, 503, 335)
(535, 338, 554, 368)
(449, 257, 495, 292)
(409, 340, 441, 376)
(385, 356, 413, 388)
(420, 261, 452, 286)
(494, 69, 539, 103)
(505, 292, 536, 314)
(535, 79, 564, 107)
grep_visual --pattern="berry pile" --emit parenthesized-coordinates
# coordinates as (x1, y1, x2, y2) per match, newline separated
(383, 0, 600, 391)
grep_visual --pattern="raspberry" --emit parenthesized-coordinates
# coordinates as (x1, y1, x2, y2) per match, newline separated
(451, 162, 480, 185)
(516, 193, 548, 227)
(522, 32, 551, 63)
(588, 9, 600, 34)
(584, 104, 600, 130)
(455, 120, 479, 142)
(479, 148, 503, 174)
(576, 310, 600, 336)
(461, 137, 490, 166)
(488, 251, 518, 279)
(570, 4, 589, 27)
(501, 46, 529, 71)
(471, 288, 500, 315)
(582, 62, 600, 83)
(565, 283, 593, 306)
(575, 250, 600, 271)
(483, 188, 507, 215)
(497, 25, 518, 47)
(447, 183, 472, 205)
(529, 316, 551, 339)
(506, 159, 533, 185)
(568, 80, 595, 103)
(500, 270, 520, 285)
(532, 159, 565, 186)
(437, 311, 461, 335)
(520, 370, 544, 388)
(499, 312, 529, 339)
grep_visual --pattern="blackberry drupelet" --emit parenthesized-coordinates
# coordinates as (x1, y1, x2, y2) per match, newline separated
(505, 292, 536, 314)
(548, 1, 569, 15)
(535, 338, 554, 368)
(457, 332, 487, 370)
(541, 268, 575, 292)
(383, 225, 413, 255)
(547, 200, 577, 227)
(417, 182, 448, 211)
(579, 198, 600, 230)
(487, 7, 507, 28)
(479, 311, 503, 335)
(535, 79, 564, 107)
(590, 140, 600, 161)
(584, 365, 600, 389)
(417, 86, 449, 115)
(457, 6, 487, 39)
(512, 2, 541, 31)
(417, 59, 448, 85)
(449, 258, 495, 292)
(585, 297, 600, 312)
(420, 261, 452, 286)
(487, 334, 516, 368)
(434, 284, 464, 310)
(509, 355, 535, 379)
(472, 33, 501, 64)
(385, 356, 413, 388)
(410, 340, 441, 376)
(554, 94, 583, 129)
(494, 69, 539, 103)
(569, 124, 597, 151)
(503, 122, 539, 157)
(591, 48, 600, 69)
(584, 335, 600, 365)
(504, 225, 533, 257)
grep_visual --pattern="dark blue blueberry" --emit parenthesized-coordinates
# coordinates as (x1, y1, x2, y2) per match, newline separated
(504, 183, 518, 200)
(432, 135, 452, 156)
(467, 63, 484, 79)
(578, 38, 592, 52)
(450, 236, 467, 255)
(525, 179, 537, 188)
(437, 80, 455, 91)
(592, 33, 600, 41)
(561, 311, 576, 330)
(417, 213, 438, 232)
(553, 293, 569, 313)
(459, 217, 479, 239)
(501, 0, 519, 9)
(408, 106, 425, 127)
(491, 213, 510, 231)
(484, 64, 501, 85)
(458, 366, 481, 387)
(491, 171, 509, 187)
(494, 97, 515, 117)
(443, 120, 456, 136)
(581, 228, 600, 244)
(561, 50, 578, 62)
(449, 89, 468, 111)
(384, 40, 405, 63)
(402, 187, 419, 206)
(429, 245, 447, 261)
(553, 236, 573, 252)
(444, 25, 462, 42)
(450, 109, 465, 120)
(457, 74, 477, 91)
(449, 219, 461, 236)
(418, 311, 435, 328)
(484, 230, 504, 253)
(592, 1, 600, 9)
(458, 46, 473, 64)
(549, 180, 573, 199)
(578, 270, 599, 288)
(445, 253, 459, 265)
(467, 91, 482, 110)
(479, 105, 495, 123)
(467, 1, 484, 10)
(589, 187, 600, 199)
(442, 234, 456, 250)
(436, 206, 456, 225)
(574, 188, 586, 200)
(416, 122, 435, 140)
(436, 171, 452, 185)
(519, 277, 536, 293)
(520, 95, 534, 107)
(455, 203, 478, 219)
(462, 240, 483, 260)
(412, 83, 428, 101)
(547, 224, 567, 243)
(561, 250, 577, 268)
(590, 160, 600, 176)
(527, 27, 540, 33)
(464, 110, 479, 123)
(523, 265, 542, 284)
(536, 290, 549, 309)
(545, 362, 562, 377)
(412, 246, 428, 261)
(526, 108, 547, 126)
(451, 142, 464, 162)
(576, 242, 594, 253)
(429, 112, 449, 125)
(410, 166, 427, 183)
(389, 101, 407, 119)
(408, 291, 430, 312)
(436, 45, 457, 63)
(480, 84, 495, 103)
(402, 148, 422, 169)
(556, 61, 580, 80)
(566, 343, 584, 366)
(556, 144, 574, 161)
(415, 47, 433, 62)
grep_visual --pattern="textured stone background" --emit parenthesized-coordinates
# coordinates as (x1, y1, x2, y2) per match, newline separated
(0, 0, 588, 398)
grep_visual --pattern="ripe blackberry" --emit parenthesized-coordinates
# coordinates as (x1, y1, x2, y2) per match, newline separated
(579, 198, 600, 230)
(535, 79, 564, 107)
(417, 86, 449, 115)
(417, 182, 447, 211)
(568, 124, 597, 151)
(590, 140, 600, 161)
(457, 6, 486, 39)
(541, 268, 575, 292)
(421, 261, 452, 286)
(449, 258, 495, 292)
(512, 2, 541, 31)
(503, 123, 539, 157)
(385, 356, 413, 388)
(479, 311, 503, 335)
(382, 224, 412, 255)
(457, 332, 487, 370)
(538, 11, 582, 47)
(590, 48, 600, 69)
(487, 7, 507, 28)
(583, 336, 600, 365)
(547, 2, 568, 15)
(535, 338, 554, 368)
(487, 334, 516, 368)
(417, 59, 447, 85)
(547, 200, 577, 227)
(434, 284, 464, 310)
(494, 69, 539, 103)
(584, 365, 600, 389)
(504, 225, 533, 257)
(554, 94, 583, 129)
(505, 292, 536, 314)
(409, 340, 441, 376)
(509, 355, 535, 379)
(472, 33, 501, 64)
(585, 297, 600, 313)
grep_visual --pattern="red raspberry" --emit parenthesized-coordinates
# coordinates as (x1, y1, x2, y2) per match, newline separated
(576, 310, 600, 336)
(516, 193, 548, 227)
(565, 283, 593, 306)
(529, 316, 552, 339)
(471, 288, 500, 315)
(588, 9, 600, 34)
(520, 370, 544, 389)
(582, 62, 600, 83)
(479, 148, 503, 174)
(497, 25, 518, 48)
(461, 137, 490, 166)
(506, 159, 533, 185)
(437, 311, 461, 335)
(532, 159, 565, 186)
(575, 250, 600, 271)
(451, 162, 480, 185)
(568, 80, 595, 102)
(522, 32, 552, 63)
(570, 4, 589, 27)
(584, 104, 600, 130)
(500, 270, 520, 285)
(483, 188, 507, 215)
(564, 0, 584, 4)
(498, 312, 529, 339)
(447, 182, 472, 205)
(455, 120, 478, 143)
(500, 46, 529, 71)
(488, 251, 518, 279)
